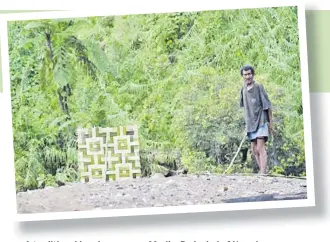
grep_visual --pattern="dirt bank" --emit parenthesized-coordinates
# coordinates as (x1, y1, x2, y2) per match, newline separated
(16, 173, 307, 214)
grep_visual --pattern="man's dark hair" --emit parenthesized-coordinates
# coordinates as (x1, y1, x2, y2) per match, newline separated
(240, 65, 255, 76)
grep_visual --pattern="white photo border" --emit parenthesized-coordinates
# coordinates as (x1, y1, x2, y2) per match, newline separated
(0, 1, 315, 222)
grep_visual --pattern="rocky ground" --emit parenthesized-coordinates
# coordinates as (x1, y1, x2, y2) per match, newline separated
(16, 173, 308, 214)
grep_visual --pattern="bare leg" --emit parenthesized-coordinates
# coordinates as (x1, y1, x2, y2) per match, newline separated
(257, 138, 267, 175)
(251, 141, 260, 171)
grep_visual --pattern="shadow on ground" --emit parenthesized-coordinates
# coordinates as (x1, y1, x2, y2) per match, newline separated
(221, 192, 307, 203)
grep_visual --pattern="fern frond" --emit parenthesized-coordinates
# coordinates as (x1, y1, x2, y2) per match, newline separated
(84, 39, 110, 73)
(118, 82, 149, 94)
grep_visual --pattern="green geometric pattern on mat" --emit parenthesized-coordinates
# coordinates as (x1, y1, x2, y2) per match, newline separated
(77, 125, 141, 182)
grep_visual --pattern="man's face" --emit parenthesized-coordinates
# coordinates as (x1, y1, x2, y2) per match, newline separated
(242, 69, 253, 85)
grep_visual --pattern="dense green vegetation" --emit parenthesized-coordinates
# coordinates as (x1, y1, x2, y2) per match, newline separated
(8, 7, 306, 192)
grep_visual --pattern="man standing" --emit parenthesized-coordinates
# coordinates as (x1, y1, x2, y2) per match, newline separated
(239, 65, 274, 175)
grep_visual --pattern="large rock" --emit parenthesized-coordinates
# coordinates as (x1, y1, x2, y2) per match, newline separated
(154, 164, 171, 177)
